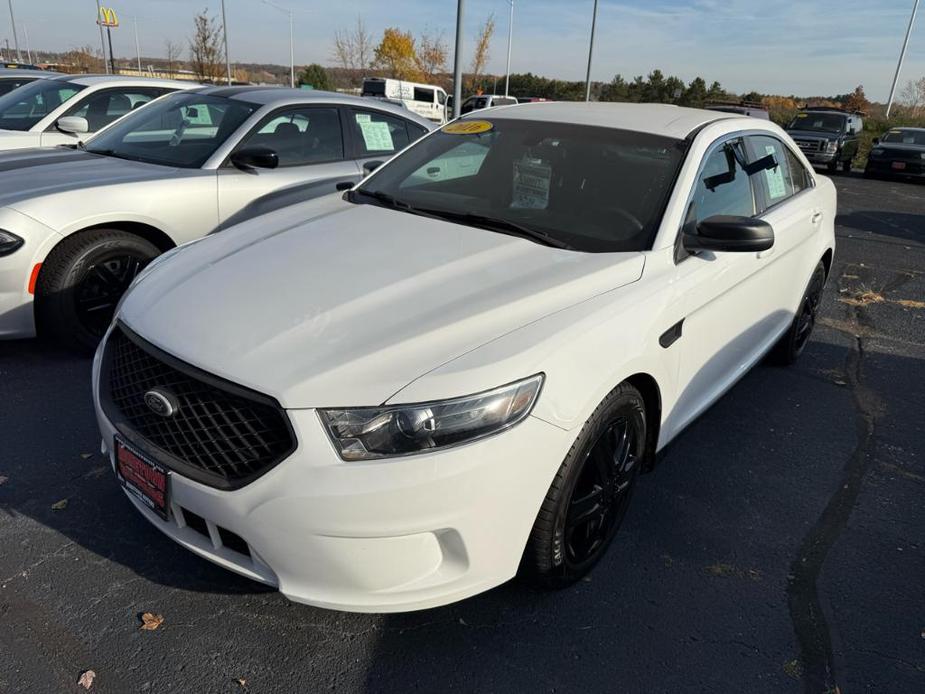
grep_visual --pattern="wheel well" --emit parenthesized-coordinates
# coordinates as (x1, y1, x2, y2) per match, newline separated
(625, 373, 661, 472)
(78, 222, 177, 253)
(821, 248, 834, 280)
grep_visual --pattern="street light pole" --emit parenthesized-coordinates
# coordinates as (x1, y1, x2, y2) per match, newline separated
(585, 0, 599, 102)
(94, 0, 110, 74)
(452, 0, 465, 120)
(133, 17, 142, 73)
(261, 1, 295, 88)
(7, 0, 22, 62)
(504, 0, 513, 97)
(220, 0, 232, 85)
(886, 0, 920, 118)
(22, 23, 32, 64)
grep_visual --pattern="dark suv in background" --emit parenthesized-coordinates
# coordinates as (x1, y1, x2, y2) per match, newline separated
(864, 127, 925, 180)
(785, 107, 863, 173)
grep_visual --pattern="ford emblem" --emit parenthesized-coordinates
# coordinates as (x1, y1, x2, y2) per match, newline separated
(144, 388, 179, 418)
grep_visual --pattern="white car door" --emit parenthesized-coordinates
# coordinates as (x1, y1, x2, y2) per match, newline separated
(664, 136, 783, 438)
(40, 87, 170, 147)
(217, 105, 361, 223)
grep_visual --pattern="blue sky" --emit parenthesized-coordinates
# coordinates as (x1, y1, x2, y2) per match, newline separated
(4, 0, 924, 100)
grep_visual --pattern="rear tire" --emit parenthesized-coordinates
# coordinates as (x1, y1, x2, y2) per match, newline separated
(35, 229, 160, 352)
(522, 382, 646, 588)
(769, 261, 826, 366)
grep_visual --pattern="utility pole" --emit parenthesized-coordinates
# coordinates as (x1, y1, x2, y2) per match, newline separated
(95, 0, 110, 74)
(452, 0, 465, 120)
(220, 0, 232, 85)
(133, 17, 142, 73)
(7, 0, 22, 62)
(585, 0, 599, 102)
(886, 0, 920, 118)
(504, 0, 513, 97)
(262, 0, 295, 88)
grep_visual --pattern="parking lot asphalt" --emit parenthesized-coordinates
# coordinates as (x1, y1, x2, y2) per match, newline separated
(0, 174, 923, 694)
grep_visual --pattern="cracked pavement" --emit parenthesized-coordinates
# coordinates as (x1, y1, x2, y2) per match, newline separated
(0, 175, 923, 693)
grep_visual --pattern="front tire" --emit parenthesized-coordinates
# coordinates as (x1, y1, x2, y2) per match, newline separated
(769, 261, 826, 365)
(522, 382, 646, 588)
(35, 229, 160, 352)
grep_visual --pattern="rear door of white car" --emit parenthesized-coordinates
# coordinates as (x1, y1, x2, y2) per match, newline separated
(666, 135, 784, 436)
(216, 105, 360, 223)
(743, 134, 825, 325)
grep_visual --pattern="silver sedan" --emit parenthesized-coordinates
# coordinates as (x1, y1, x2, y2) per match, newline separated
(0, 86, 434, 348)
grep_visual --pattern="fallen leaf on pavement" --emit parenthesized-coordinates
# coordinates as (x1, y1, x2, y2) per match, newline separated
(77, 670, 96, 689)
(80, 453, 93, 460)
(140, 612, 164, 630)
(235, 678, 247, 688)
(51, 499, 68, 511)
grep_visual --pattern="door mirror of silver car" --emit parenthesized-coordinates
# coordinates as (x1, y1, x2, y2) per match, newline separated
(683, 215, 774, 253)
(56, 116, 89, 135)
(230, 146, 279, 171)
(363, 160, 384, 175)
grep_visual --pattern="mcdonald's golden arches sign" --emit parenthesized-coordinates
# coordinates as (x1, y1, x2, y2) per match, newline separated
(97, 7, 119, 28)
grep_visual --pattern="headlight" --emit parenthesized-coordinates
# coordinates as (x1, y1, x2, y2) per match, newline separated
(319, 374, 544, 460)
(825, 141, 838, 153)
(0, 229, 23, 257)
(870, 148, 884, 157)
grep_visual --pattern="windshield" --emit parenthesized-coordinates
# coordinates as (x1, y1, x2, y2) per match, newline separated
(85, 92, 258, 168)
(352, 119, 686, 252)
(788, 112, 847, 133)
(882, 129, 925, 146)
(0, 77, 37, 97)
(0, 79, 84, 131)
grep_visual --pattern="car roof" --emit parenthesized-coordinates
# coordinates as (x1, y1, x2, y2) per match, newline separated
(0, 68, 61, 79)
(52, 74, 195, 89)
(463, 102, 735, 139)
(192, 85, 436, 127)
(887, 126, 925, 132)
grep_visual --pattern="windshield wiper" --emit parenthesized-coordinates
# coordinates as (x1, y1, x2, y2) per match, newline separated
(347, 188, 413, 210)
(413, 208, 575, 250)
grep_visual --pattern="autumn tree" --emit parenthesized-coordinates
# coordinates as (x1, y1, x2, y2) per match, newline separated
(332, 15, 373, 72)
(189, 9, 225, 83)
(62, 45, 104, 74)
(900, 77, 925, 116)
(299, 64, 332, 90)
(841, 85, 870, 113)
(373, 28, 419, 80)
(416, 29, 448, 84)
(467, 14, 496, 93)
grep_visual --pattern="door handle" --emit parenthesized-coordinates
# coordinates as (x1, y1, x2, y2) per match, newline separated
(811, 212, 824, 224)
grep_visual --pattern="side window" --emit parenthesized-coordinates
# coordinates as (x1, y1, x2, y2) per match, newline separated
(407, 123, 428, 143)
(746, 135, 810, 211)
(692, 139, 755, 224)
(64, 88, 168, 130)
(436, 91, 447, 106)
(349, 109, 411, 157)
(413, 87, 434, 104)
(240, 107, 344, 166)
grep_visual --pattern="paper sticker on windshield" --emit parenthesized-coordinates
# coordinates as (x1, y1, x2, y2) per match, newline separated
(796, 113, 808, 118)
(443, 120, 493, 135)
(764, 145, 786, 200)
(511, 159, 552, 210)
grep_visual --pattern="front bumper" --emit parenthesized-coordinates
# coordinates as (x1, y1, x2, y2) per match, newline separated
(802, 150, 838, 165)
(0, 208, 61, 339)
(92, 346, 574, 612)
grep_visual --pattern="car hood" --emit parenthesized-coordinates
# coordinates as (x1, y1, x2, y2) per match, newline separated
(875, 143, 925, 154)
(121, 201, 645, 408)
(785, 129, 841, 140)
(0, 147, 174, 209)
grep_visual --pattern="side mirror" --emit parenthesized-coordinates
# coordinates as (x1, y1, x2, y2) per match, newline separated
(56, 116, 89, 135)
(363, 160, 384, 175)
(683, 215, 774, 253)
(230, 146, 279, 170)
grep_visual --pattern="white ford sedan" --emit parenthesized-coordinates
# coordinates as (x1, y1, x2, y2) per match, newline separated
(93, 103, 836, 613)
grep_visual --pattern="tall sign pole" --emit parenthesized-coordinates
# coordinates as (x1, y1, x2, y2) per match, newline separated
(7, 0, 22, 62)
(134, 17, 142, 73)
(504, 0, 513, 97)
(452, 0, 465, 120)
(95, 0, 110, 73)
(585, 0, 599, 102)
(221, 0, 232, 85)
(886, 0, 921, 118)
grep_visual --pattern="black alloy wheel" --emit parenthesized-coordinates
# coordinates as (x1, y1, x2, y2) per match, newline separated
(74, 253, 147, 338)
(522, 382, 647, 587)
(769, 261, 827, 365)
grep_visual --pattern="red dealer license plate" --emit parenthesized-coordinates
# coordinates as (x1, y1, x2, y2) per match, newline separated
(892, 161, 907, 170)
(115, 437, 169, 520)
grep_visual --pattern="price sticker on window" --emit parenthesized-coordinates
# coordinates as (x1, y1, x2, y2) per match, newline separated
(443, 121, 494, 135)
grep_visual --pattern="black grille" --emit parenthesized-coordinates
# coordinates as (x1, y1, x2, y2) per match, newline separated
(101, 326, 296, 490)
